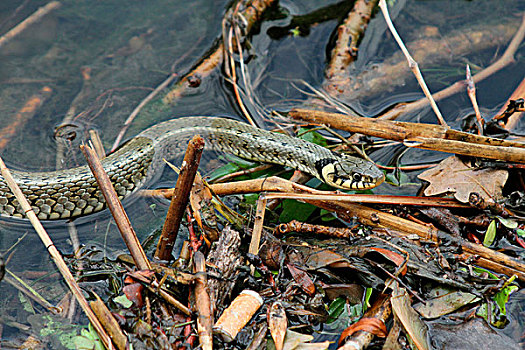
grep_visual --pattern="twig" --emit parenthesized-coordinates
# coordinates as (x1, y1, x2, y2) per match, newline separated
(0, 155, 112, 349)
(381, 12, 525, 121)
(143, 176, 470, 208)
(0, 86, 52, 151)
(465, 65, 483, 135)
(290, 108, 525, 163)
(162, 0, 277, 106)
(378, 0, 446, 126)
(88, 130, 106, 158)
(81, 144, 151, 271)
(193, 251, 213, 350)
(325, 0, 379, 91)
(500, 75, 525, 130)
(154, 136, 205, 261)
(0, 1, 61, 49)
(249, 194, 268, 274)
(277, 220, 358, 239)
(90, 293, 128, 350)
(111, 73, 177, 152)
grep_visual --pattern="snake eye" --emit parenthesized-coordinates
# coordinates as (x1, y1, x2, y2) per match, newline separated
(352, 173, 362, 182)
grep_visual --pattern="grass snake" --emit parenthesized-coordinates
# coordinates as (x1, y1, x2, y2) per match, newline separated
(0, 117, 384, 220)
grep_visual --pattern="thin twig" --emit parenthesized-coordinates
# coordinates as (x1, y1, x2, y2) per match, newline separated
(0, 155, 113, 349)
(111, 73, 177, 152)
(466, 65, 483, 135)
(378, 0, 446, 126)
(0, 1, 61, 49)
(249, 194, 267, 274)
(381, 12, 525, 121)
(81, 144, 151, 271)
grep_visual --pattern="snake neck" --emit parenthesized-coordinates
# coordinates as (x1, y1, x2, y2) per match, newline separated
(139, 117, 334, 178)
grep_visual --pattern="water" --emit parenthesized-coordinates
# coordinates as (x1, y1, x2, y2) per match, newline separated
(0, 0, 523, 347)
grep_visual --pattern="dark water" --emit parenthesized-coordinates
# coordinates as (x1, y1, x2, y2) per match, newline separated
(0, 0, 523, 347)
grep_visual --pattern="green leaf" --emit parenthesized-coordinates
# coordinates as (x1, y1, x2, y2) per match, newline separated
(496, 217, 518, 229)
(279, 199, 316, 223)
(364, 287, 373, 310)
(327, 297, 346, 324)
(114, 294, 133, 308)
(298, 128, 327, 147)
(208, 162, 241, 182)
(483, 220, 497, 247)
(517, 229, 525, 238)
(18, 292, 35, 314)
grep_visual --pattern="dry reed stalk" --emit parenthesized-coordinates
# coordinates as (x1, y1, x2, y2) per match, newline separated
(111, 73, 176, 152)
(0, 86, 52, 151)
(142, 177, 469, 208)
(249, 195, 268, 272)
(90, 294, 128, 350)
(0, 1, 61, 49)
(193, 251, 213, 350)
(378, 0, 446, 126)
(88, 130, 106, 158)
(0, 155, 113, 349)
(289, 108, 525, 163)
(501, 76, 525, 130)
(306, 200, 525, 280)
(80, 144, 151, 271)
(154, 136, 205, 261)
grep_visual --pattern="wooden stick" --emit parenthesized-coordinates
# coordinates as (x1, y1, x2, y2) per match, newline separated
(289, 108, 525, 163)
(90, 294, 128, 350)
(0, 155, 113, 349)
(0, 1, 61, 49)
(155, 136, 205, 261)
(325, 0, 379, 92)
(193, 251, 213, 350)
(80, 144, 151, 271)
(249, 194, 268, 274)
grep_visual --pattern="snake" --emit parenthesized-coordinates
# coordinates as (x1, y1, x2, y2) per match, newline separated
(0, 117, 384, 220)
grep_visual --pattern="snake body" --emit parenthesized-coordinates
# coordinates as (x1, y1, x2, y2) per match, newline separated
(0, 117, 384, 220)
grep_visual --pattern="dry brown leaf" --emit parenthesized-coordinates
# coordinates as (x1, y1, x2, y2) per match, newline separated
(418, 156, 508, 203)
(268, 301, 287, 350)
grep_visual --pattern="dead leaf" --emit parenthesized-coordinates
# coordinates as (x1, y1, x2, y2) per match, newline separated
(414, 290, 480, 319)
(268, 301, 287, 350)
(338, 317, 388, 346)
(418, 156, 508, 203)
(391, 282, 430, 350)
(282, 329, 330, 350)
(287, 264, 316, 296)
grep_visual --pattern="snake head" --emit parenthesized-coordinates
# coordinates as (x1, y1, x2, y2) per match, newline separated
(316, 155, 384, 190)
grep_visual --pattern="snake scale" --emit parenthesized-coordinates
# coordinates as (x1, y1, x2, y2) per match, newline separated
(0, 117, 384, 220)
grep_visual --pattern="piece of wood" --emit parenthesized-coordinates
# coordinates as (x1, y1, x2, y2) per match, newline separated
(154, 135, 205, 261)
(81, 144, 151, 271)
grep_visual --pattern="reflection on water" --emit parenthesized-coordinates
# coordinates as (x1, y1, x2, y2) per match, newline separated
(0, 0, 523, 346)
